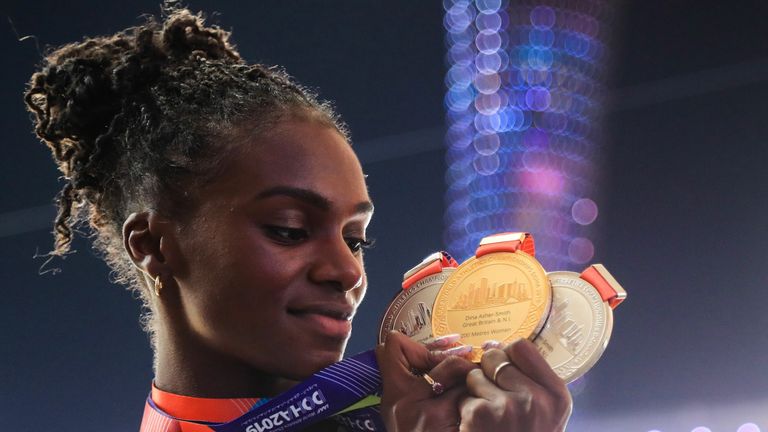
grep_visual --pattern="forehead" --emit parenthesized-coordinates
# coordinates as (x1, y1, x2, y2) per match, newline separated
(208, 120, 370, 208)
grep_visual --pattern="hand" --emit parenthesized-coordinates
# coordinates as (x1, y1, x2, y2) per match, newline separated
(459, 338, 572, 431)
(376, 331, 476, 432)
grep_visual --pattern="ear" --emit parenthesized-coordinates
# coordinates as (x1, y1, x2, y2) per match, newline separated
(122, 211, 175, 280)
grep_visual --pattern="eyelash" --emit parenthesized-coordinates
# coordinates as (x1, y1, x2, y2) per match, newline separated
(264, 225, 374, 253)
(264, 226, 308, 243)
(346, 237, 375, 253)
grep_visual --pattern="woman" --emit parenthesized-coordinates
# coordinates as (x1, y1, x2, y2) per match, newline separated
(25, 7, 571, 431)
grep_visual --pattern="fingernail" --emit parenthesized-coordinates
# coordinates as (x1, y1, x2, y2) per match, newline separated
(444, 345, 473, 356)
(431, 333, 461, 347)
(482, 340, 503, 350)
(431, 344, 474, 361)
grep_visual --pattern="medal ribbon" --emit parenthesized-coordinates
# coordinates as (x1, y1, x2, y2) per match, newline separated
(476, 232, 535, 257)
(580, 264, 627, 309)
(401, 251, 458, 290)
(146, 350, 385, 432)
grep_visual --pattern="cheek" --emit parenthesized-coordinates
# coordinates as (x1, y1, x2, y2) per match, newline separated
(206, 254, 297, 316)
(184, 260, 299, 350)
(178, 231, 299, 340)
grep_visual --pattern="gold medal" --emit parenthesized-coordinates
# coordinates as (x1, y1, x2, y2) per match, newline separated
(534, 265, 626, 383)
(432, 246, 551, 362)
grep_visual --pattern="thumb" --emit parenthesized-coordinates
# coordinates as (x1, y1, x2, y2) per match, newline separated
(377, 331, 444, 374)
(376, 331, 444, 396)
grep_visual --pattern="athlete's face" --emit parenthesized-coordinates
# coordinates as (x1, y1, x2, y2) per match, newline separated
(170, 119, 373, 389)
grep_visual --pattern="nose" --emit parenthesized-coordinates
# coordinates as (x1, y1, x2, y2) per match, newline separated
(309, 235, 365, 292)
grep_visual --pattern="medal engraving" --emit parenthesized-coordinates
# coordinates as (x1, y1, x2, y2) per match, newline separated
(378, 269, 455, 344)
(432, 252, 551, 362)
(534, 271, 613, 383)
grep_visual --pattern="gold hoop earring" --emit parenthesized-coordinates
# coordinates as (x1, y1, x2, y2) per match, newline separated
(153, 275, 163, 297)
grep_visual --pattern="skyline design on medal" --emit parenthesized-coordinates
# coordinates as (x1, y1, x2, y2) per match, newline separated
(397, 300, 432, 337)
(378, 269, 455, 345)
(548, 296, 586, 354)
(534, 271, 614, 383)
(449, 278, 530, 310)
(432, 251, 551, 362)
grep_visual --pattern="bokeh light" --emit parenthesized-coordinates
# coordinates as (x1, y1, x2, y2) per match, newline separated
(738, 424, 762, 432)
(572, 197, 598, 225)
(568, 237, 594, 263)
(443, 0, 610, 267)
(691, 427, 712, 432)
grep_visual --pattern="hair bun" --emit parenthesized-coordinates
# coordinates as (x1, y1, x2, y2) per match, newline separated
(161, 11, 241, 63)
(25, 9, 243, 182)
(27, 43, 123, 177)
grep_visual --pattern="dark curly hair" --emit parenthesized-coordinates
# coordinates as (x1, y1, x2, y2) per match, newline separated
(24, 7, 348, 328)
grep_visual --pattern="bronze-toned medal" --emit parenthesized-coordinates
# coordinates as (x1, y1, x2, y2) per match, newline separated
(379, 252, 458, 345)
(378, 268, 455, 344)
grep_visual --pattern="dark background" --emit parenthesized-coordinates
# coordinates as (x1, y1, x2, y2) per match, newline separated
(1, 1, 767, 430)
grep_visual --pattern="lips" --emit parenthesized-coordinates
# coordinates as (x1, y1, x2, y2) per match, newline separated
(288, 304, 355, 339)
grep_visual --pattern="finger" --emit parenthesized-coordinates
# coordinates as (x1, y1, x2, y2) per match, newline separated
(458, 396, 486, 426)
(481, 340, 504, 351)
(469, 361, 540, 405)
(423, 333, 461, 350)
(465, 367, 506, 401)
(422, 385, 467, 430)
(478, 347, 536, 391)
(503, 338, 567, 392)
(377, 331, 472, 400)
(430, 344, 473, 362)
(424, 354, 477, 393)
(458, 393, 512, 431)
(377, 331, 442, 374)
(437, 384, 468, 406)
(376, 332, 425, 397)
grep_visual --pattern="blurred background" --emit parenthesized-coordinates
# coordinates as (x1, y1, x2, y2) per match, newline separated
(2, 1, 767, 430)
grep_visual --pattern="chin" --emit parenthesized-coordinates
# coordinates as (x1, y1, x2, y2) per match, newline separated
(292, 345, 347, 379)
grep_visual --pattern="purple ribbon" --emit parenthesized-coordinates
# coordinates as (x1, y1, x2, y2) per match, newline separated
(212, 350, 384, 432)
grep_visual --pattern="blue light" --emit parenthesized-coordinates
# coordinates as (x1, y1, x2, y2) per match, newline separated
(530, 6, 556, 29)
(475, 72, 501, 94)
(444, 0, 607, 266)
(529, 28, 555, 47)
(525, 87, 551, 111)
(476, 0, 503, 14)
(448, 30, 475, 46)
(476, 29, 503, 53)
(473, 133, 500, 155)
(476, 52, 503, 73)
(476, 12, 503, 32)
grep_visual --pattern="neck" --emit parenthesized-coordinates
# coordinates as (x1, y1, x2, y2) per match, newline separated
(152, 316, 298, 399)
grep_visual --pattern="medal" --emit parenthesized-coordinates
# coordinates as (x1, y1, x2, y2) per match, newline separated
(431, 233, 551, 362)
(534, 264, 626, 383)
(378, 252, 458, 344)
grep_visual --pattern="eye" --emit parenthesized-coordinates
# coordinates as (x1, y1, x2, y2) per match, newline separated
(345, 237, 375, 253)
(263, 225, 309, 244)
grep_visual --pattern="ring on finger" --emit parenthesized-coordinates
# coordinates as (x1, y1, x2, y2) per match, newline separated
(492, 361, 513, 385)
(422, 373, 445, 395)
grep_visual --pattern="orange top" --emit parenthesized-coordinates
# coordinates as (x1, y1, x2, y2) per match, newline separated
(580, 264, 627, 309)
(401, 251, 458, 290)
(475, 232, 535, 257)
(139, 384, 265, 432)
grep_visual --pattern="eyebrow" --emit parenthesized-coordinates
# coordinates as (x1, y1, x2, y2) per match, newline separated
(255, 186, 374, 214)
